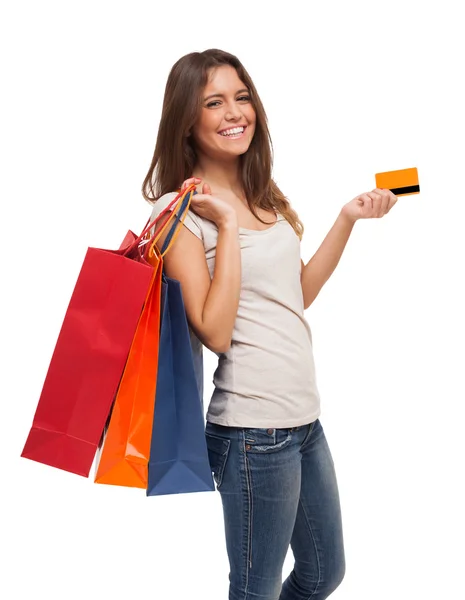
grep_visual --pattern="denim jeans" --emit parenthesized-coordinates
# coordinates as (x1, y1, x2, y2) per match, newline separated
(205, 418, 346, 600)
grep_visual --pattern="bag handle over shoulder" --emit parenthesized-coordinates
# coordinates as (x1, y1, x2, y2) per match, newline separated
(158, 186, 195, 256)
(148, 185, 195, 258)
(122, 185, 195, 259)
(132, 185, 195, 261)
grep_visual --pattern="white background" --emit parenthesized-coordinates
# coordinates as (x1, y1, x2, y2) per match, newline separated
(1, 1, 464, 598)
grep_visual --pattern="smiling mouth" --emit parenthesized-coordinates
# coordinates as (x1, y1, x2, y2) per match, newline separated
(218, 126, 247, 139)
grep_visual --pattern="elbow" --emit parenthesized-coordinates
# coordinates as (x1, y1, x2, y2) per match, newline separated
(209, 338, 232, 355)
(195, 319, 233, 355)
(190, 320, 232, 354)
(303, 297, 317, 310)
(302, 291, 311, 310)
(302, 286, 319, 310)
(203, 332, 232, 355)
(303, 292, 316, 310)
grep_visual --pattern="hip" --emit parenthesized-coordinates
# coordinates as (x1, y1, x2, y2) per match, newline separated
(204, 417, 329, 490)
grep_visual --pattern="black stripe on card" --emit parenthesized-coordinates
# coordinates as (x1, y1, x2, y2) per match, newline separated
(390, 184, 420, 195)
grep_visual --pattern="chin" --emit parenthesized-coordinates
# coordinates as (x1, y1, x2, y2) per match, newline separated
(223, 140, 253, 155)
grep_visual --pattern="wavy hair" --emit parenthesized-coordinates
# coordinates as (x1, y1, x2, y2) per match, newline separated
(141, 49, 304, 239)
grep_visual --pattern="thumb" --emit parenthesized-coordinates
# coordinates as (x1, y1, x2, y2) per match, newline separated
(202, 182, 212, 195)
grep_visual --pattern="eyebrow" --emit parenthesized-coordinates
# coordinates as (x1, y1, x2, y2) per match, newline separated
(203, 88, 249, 102)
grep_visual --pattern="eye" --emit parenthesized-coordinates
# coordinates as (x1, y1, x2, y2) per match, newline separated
(205, 95, 251, 108)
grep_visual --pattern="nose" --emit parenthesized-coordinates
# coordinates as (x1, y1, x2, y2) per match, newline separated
(224, 101, 242, 121)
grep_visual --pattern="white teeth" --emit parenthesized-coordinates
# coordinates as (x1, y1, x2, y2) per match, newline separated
(220, 127, 244, 136)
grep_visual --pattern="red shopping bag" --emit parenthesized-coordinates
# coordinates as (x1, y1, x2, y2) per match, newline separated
(94, 187, 194, 487)
(21, 191, 186, 477)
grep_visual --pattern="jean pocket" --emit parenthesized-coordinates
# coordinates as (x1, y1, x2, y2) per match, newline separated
(205, 433, 231, 489)
(243, 427, 293, 454)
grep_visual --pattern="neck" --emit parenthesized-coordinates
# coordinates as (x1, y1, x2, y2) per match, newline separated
(193, 152, 243, 195)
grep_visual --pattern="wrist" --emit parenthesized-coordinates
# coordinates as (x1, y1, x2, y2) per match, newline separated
(217, 214, 239, 230)
(340, 206, 358, 226)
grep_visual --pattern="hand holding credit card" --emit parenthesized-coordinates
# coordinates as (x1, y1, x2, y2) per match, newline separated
(375, 167, 420, 196)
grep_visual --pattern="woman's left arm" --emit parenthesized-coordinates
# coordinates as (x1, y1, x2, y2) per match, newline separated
(300, 188, 398, 309)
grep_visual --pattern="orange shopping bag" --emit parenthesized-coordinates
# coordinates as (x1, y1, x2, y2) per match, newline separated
(94, 186, 195, 488)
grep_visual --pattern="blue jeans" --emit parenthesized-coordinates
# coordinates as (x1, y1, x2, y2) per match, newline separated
(205, 419, 346, 600)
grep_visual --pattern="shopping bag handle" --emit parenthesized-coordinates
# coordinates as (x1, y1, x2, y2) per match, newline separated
(148, 185, 194, 258)
(159, 186, 195, 255)
(124, 185, 195, 258)
(135, 186, 191, 246)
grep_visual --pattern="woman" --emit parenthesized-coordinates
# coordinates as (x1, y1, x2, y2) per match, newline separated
(142, 48, 397, 600)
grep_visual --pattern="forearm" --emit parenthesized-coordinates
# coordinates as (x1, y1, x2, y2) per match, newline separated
(202, 220, 241, 352)
(301, 210, 356, 308)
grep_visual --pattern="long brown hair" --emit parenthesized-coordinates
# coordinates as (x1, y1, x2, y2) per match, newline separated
(141, 49, 304, 239)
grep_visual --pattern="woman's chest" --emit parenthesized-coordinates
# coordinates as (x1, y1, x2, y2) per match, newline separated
(203, 222, 301, 286)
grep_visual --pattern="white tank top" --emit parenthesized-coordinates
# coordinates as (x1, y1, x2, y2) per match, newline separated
(150, 192, 321, 428)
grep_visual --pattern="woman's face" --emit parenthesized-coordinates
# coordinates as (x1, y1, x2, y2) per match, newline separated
(191, 65, 256, 162)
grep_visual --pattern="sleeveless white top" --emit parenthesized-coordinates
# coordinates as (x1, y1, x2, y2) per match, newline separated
(150, 192, 321, 428)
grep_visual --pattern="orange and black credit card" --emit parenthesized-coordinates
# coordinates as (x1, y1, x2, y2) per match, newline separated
(375, 167, 420, 196)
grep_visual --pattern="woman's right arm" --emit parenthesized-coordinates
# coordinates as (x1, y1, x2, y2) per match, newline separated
(153, 200, 241, 355)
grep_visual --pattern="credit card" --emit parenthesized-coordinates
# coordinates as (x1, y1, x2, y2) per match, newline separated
(375, 167, 420, 196)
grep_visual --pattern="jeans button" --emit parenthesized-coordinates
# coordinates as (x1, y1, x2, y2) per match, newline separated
(267, 428, 274, 435)
(246, 444, 251, 451)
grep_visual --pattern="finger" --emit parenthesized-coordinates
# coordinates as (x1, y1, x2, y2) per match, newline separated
(373, 187, 394, 202)
(203, 182, 212, 195)
(375, 188, 394, 215)
(359, 194, 373, 211)
(368, 190, 386, 217)
(367, 193, 381, 202)
(387, 190, 398, 210)
(181, 177, 202, 191)
(366, 193, 381, 217)
(183, 178, 201, 191)
(381, 191, 391, 214)
(386, 194, 398, 213)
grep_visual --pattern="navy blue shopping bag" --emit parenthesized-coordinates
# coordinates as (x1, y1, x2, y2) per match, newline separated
(147, 190, 214, 496)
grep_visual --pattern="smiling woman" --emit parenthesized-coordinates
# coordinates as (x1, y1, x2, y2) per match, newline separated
(142, 50, 304, 238)
(192, 66, 256, 159)
(140, 48, 348, 600)
(203, 84, 252, 136)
